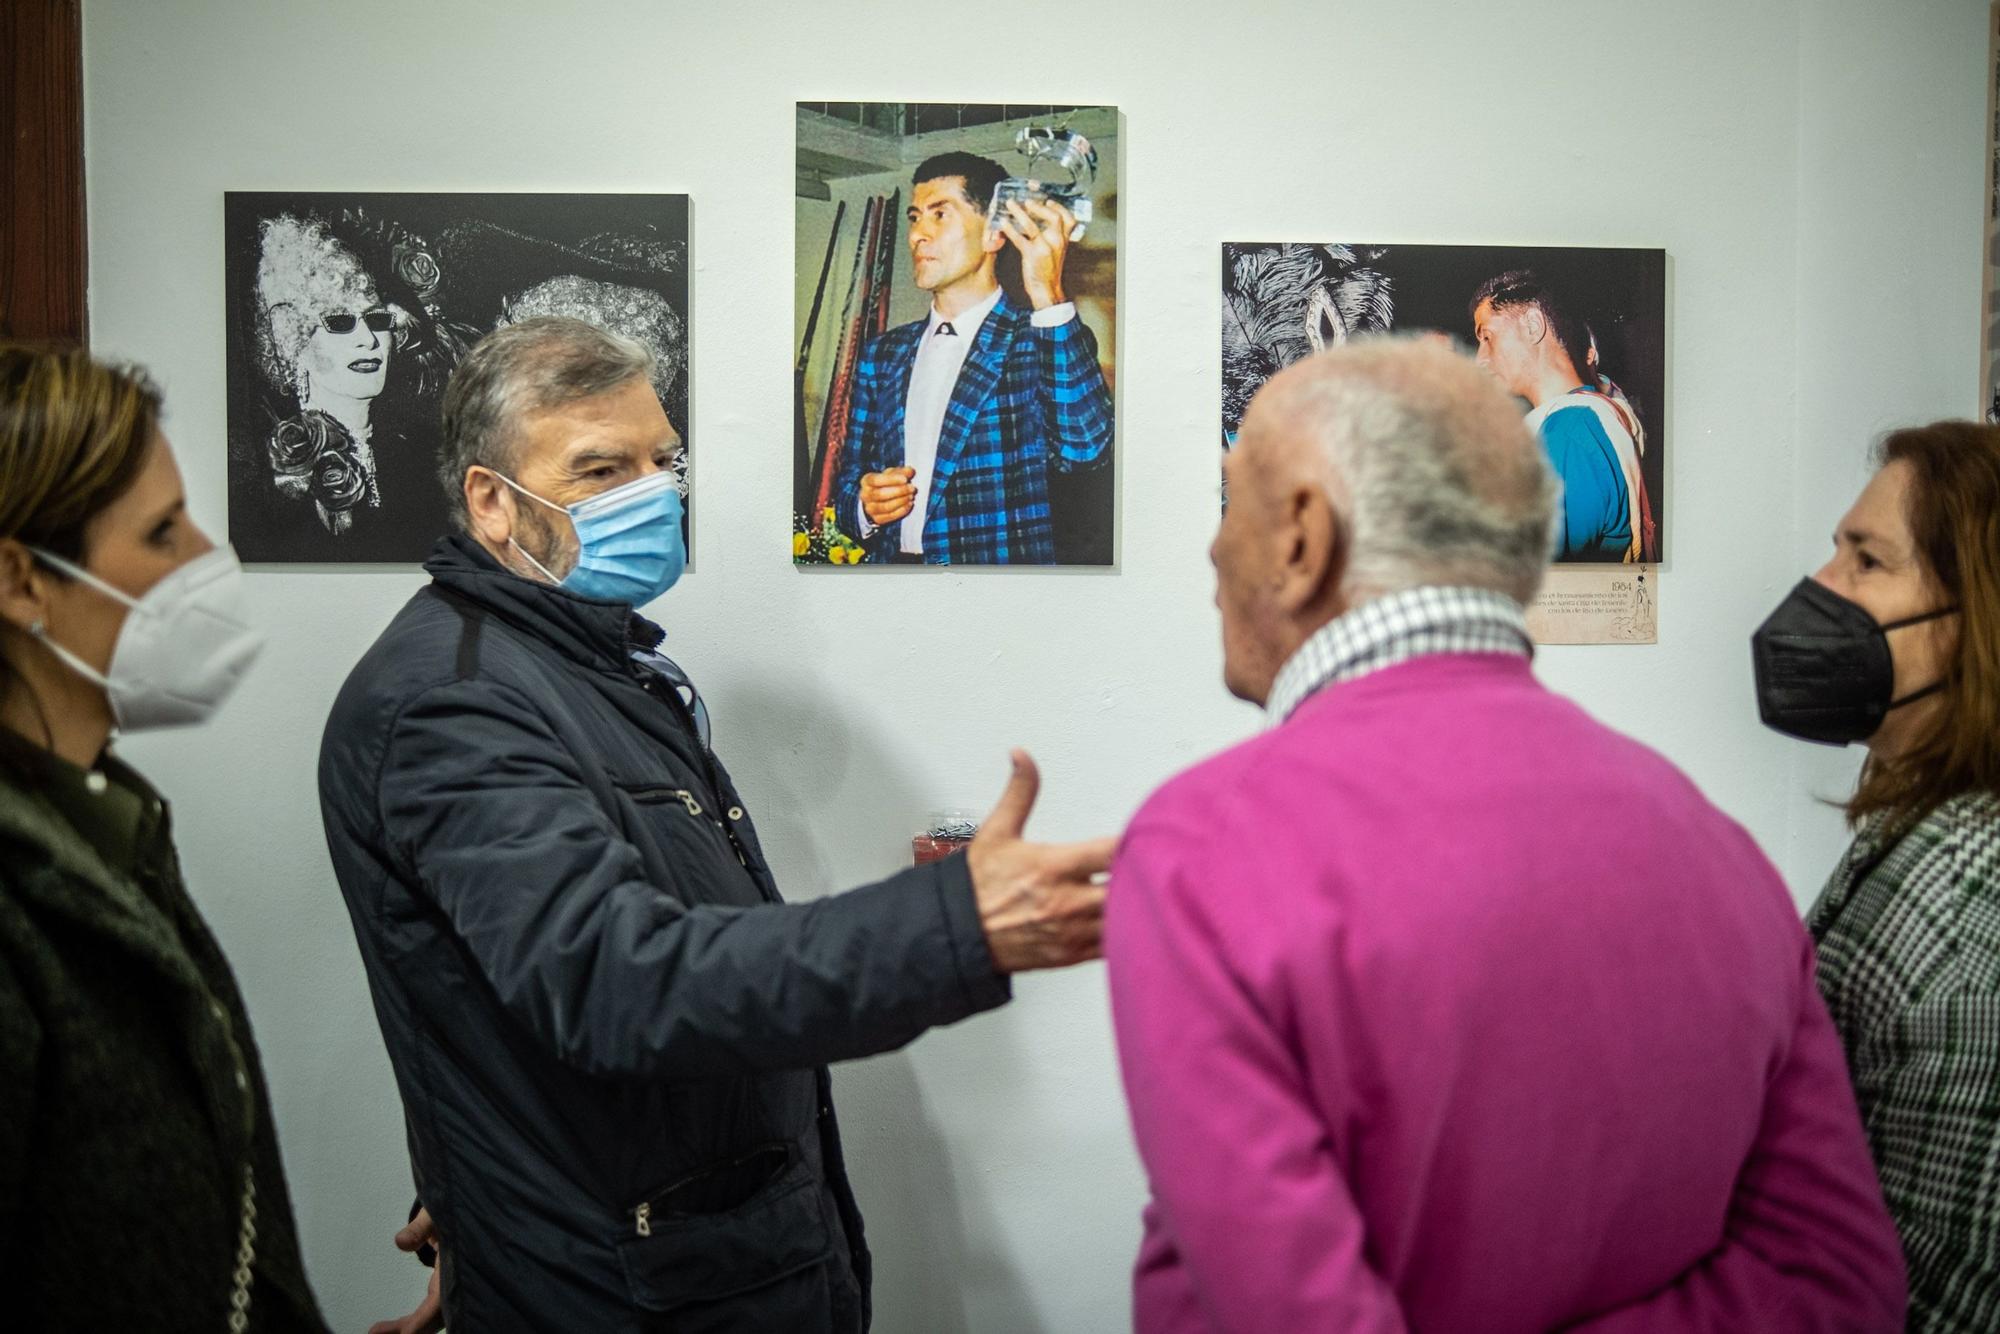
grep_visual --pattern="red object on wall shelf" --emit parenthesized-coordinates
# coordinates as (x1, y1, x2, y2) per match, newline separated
(912, 810, 980, 866)
(911, 833, 973, 865)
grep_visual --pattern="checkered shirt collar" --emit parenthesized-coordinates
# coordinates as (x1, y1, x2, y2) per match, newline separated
(1265, 585, 1533, 725)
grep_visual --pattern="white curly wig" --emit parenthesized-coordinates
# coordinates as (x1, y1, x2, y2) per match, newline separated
(252, 213, 401, 394)
(499, 276, 685, 404)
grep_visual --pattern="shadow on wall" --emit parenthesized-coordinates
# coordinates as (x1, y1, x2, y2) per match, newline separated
(717, 666, 1052, 1334)
(836, 1052, 1050, 1334)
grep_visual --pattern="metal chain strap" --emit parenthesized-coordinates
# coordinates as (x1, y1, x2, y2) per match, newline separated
(226, 1164, 258, 1333)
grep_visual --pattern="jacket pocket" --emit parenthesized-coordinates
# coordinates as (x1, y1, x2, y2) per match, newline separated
(609, 779, 768, 909)
(616, 1147, 833, 1312)
(619, 784, 707, 816)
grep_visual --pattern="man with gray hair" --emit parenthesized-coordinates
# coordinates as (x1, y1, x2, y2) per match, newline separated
(319, 316, 1110, 1331)
(1106, 338, 1905, 1331)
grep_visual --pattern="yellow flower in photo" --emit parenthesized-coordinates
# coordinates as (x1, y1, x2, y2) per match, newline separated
(792, 532, 809, 557)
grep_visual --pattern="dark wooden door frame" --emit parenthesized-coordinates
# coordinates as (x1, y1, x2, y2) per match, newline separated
(2, 0, 87, 345)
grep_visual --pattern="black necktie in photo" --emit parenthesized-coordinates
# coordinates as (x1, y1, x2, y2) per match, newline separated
(936, 322, 956, 337)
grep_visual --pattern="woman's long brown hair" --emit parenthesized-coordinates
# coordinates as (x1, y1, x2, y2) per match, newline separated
(1848, 420, 2000, 830)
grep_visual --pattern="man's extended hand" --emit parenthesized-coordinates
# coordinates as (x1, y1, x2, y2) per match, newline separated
(998, 193, 1075, 311)
(968, 749, 1112, 972)
(861, 465, 917, 527)
(368, 1207, 444, 1334)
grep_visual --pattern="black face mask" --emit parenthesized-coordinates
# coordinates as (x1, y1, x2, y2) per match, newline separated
(1751, 578, 1958, 746)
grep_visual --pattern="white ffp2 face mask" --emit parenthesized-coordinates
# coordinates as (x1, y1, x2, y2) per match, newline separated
(29, 546, 265, 733)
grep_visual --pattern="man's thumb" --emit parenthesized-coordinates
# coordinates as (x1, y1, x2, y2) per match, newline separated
(395, 1211, 434, 1252)
(982, 749, 1040, 840)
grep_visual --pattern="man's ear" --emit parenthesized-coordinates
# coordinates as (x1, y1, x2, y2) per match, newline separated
(0, 539, 51, 635)
(1275, 483, 1346, 614)
(462, 469, 515, 549)
(1521, 305, 1549, 346)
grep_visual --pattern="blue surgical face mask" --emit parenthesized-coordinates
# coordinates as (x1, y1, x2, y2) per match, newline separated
(494, 468, 686, 606)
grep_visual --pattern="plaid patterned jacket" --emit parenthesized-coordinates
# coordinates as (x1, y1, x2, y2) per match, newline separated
(833, 295, 1113, 564)
(1810, 789, 2000, 1332)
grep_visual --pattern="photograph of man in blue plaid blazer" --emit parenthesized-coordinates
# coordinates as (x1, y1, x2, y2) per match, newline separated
(833, 151, 1114, 564)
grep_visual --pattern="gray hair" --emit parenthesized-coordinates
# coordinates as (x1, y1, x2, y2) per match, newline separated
(1274, 336, 1558, 605)
(438, 316, 655, 530)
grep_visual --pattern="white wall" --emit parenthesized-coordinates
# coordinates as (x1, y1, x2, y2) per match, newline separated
(79, 2, 1989, 1329)
(1786, 0, 1990, 885)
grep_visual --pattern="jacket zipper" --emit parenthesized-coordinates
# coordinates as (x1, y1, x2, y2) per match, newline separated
(628, 1143, 792, 1236)
(628, 785, 704, 817)
(630, 669, 764, 881)
(631, 784, 752, 871)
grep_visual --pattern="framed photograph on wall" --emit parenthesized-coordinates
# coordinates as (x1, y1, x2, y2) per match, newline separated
(224, 192, 689, 564)
(1221, 241, 1666, 643)
(794, 102, 1118, 567)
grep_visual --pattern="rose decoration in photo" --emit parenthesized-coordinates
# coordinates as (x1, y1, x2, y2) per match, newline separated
(392, 239, 443, 303)
(269, 410, 370, 535)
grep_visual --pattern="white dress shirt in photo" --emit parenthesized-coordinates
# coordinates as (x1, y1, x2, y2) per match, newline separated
(866, 288, 1076, 555)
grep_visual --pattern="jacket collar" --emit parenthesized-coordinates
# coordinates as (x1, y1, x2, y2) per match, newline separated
(921, 285, 1007, 341)
(423, 533, 666, 673)
(0, 743, 207, 998)
(889, 291, 1024, 361)
(0, 727, 162, 879)
(924, 295, 1027, 515)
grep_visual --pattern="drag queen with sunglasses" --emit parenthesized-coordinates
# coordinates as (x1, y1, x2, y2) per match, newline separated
(246, 211, 468, 559)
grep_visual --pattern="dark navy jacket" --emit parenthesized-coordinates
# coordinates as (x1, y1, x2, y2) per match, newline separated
(318, 536, 1009, 1330)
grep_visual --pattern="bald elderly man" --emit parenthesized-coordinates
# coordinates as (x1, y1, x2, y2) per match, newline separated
(1107, 339, 1905, 1331)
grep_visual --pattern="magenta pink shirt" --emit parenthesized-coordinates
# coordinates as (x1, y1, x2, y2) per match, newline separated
(1108, 653, 1904, 1332)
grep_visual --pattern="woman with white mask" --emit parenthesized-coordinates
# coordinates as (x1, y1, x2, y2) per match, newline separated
(0, 346, 329, 1331)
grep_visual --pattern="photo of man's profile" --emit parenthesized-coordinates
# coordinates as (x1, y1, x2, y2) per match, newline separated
(1223, 242, 1664, 566)
(795, 103, 1118, 566)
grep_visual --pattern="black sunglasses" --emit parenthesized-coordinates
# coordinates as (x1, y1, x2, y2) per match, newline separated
(321, 310, 394, 335)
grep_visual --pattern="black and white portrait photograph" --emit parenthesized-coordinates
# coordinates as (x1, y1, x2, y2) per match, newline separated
(225, 191, 689, 564)
(1223, 242, 1665, 565)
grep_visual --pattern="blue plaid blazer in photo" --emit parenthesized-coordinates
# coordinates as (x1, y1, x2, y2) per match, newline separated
(832, 295, 1114, 564)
